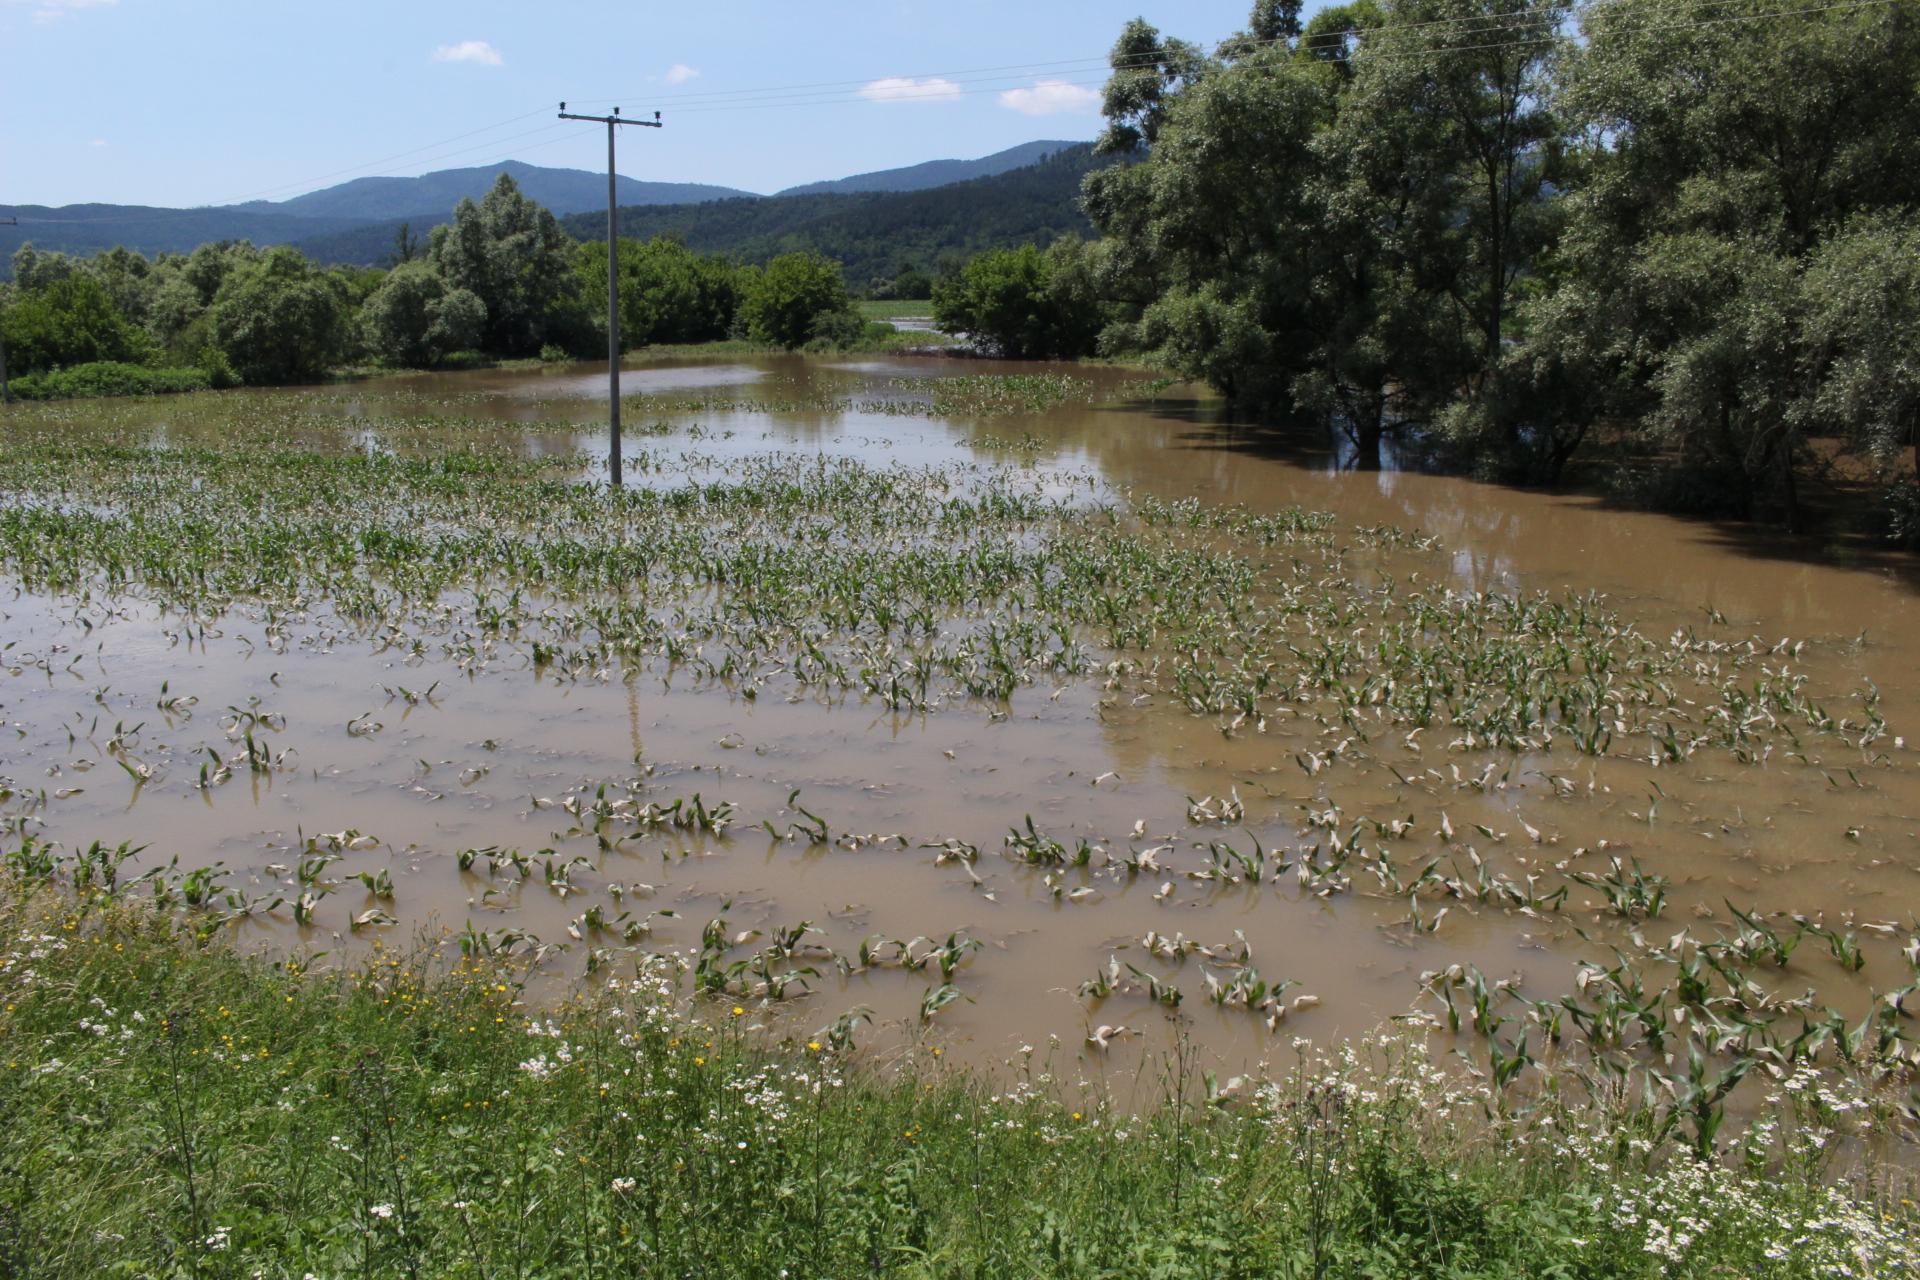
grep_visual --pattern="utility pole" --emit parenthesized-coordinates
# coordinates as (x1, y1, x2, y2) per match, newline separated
(0, 216, 15, 406)
(558, 103, 662, 490)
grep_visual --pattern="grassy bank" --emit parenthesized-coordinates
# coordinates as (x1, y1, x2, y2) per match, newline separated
(856, 300, 935, 321)
(4, 361, 214, 401)
(0, 882, 1913, 1278)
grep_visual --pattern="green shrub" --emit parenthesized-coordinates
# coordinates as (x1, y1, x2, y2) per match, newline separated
(932, 241, 1103, 359)
(7, 361, 211, 401)
(739, 251, 850, 349)
(0, 273, 151, 373)
(209, 246, 349, 384)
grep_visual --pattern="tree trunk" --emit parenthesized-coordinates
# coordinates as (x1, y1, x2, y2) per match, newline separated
(1356, 418, 1383, 471)
(1778, 433, 1801, 534)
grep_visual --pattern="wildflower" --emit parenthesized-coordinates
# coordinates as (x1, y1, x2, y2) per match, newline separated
(204, 1227, 230, 1251)
(806, 1040, 822, 1052)
(610, 1177, 636, 1193)
(369, 1203, 395, 1220)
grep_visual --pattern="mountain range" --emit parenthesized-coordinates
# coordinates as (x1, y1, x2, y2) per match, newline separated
(0, 140, 1099, 279)
(227, 159, 752, 222)
(770, 140, 1077, 197)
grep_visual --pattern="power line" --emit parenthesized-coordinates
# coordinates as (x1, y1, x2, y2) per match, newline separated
(573, 0, 1789, 110)
(597, 0, 1894, 115)
(203, 107, 558, 207)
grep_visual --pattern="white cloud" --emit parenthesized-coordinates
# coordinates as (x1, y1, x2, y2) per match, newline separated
(432, 40, 503, 67)
(89, 137, 107, 147)
(998, 80, 1101, 116)
(664, 63, 699, 85)
(23, 0, 118, 24)
(858, 76, 961, 104)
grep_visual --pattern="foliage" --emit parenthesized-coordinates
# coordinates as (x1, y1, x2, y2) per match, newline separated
(207, 245, 350, 385)
(1543, 0, 1920, 521)
(932, 240, 1103, 359)
(0, 272, 151, 373)
(1079, 0, 1920, 514)
(5, 361, 211, 401)
(737, 251, 851, 350)
(864, 264, 933, 301)
(428, 174, 583, 358)
(573, 146, 1108, 290)
(574, 236, 743, 348)
(357, 260, 486, 368)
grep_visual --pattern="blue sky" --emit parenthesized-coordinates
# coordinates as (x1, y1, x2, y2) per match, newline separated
(1, 0, 1275, 208)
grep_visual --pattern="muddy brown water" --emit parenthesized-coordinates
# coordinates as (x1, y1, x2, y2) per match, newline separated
(3, 352, 1916, 1079)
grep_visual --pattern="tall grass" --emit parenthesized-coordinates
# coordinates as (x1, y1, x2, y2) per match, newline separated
(0, 883, 1912, 1278)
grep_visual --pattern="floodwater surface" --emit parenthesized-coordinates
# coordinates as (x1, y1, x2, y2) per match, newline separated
(2, 353, 1915, 1082)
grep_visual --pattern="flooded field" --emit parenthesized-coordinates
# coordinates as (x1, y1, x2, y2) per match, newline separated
(2, 353, 1916, 1087)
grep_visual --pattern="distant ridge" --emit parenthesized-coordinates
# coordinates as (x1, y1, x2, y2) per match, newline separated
(774, 140, 1083, 197)
(568, 143, 1111, 290)
(0, 203, 375, 263)
(1, 142, 1101, 274)
(227, 159, 753, 222)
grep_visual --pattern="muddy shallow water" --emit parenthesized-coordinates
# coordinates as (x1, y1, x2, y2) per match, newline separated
(2, 352, 1915, 1077)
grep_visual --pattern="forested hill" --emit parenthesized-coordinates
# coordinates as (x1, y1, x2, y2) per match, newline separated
(563, 144, 1108, 289)
(0, 163, 752, 266)
(773, 140, 1081, 197)
(0, 203, 371, 262)
(231, 160, 751, 222)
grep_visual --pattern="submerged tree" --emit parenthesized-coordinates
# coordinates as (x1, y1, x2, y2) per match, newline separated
(738, 252, 850, 350)
(931, 240, 1103, 360)
(358, 261, 486, 368)
(1548, 0, 1920, 521)
(209, 246, 349, 385)
(428, 174, 581, 357)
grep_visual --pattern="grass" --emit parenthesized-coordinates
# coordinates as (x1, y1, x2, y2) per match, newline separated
(0, 882, 1913, 1278)
(856, 300, 935, 320)
(5, 361, 213, 401)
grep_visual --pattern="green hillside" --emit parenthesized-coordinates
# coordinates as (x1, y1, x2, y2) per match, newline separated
(290, 145, 1107, 286)
(774, 139, 1081, 196)
(561, 144, 1109, 290)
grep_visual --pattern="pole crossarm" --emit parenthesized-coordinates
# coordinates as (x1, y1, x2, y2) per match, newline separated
(555, 103, 663, 490)
(558, 112, 663, 128)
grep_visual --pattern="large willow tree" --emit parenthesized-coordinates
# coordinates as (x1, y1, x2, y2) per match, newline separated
(1085, 0, 1920, 520)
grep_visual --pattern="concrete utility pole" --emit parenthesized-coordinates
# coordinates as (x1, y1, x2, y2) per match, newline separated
(557, 104, 662, 490)
(0, 216, 15, 405)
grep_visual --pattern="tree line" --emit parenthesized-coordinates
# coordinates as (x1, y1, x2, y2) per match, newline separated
(0, 175, 879, 399)
(935, 0, 1919, 543)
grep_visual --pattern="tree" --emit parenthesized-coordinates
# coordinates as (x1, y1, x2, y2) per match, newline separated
(575, 237, 743, 348)
(1549, 0, 1920, 521)
(1330, 0, 1563, 457)
(931, 241, 1103, 360)
(1798, 213, 1920, 487)
(8, 243, 78, 292)
(0, 272, 149, 372)
(1096, 19, 1213, 155)
(1083, 24, 1343, 431)
(358, 261, 486, 367)
(428, 174, 580, 356)
(738, 252, 850, 350)
(209, 246, 348, 384)
(388, 223, 423, 267)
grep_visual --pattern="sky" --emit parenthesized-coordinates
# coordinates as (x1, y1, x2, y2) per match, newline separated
(0, 0, 1274, 208)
